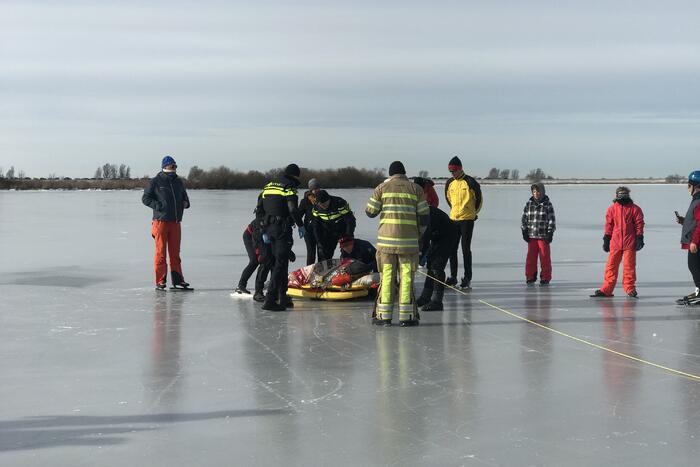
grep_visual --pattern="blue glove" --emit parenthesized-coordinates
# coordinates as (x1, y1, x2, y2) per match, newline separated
(419, 254, 428, 267)
(298, 226, 306, 239)
(262, 233, 270, 244)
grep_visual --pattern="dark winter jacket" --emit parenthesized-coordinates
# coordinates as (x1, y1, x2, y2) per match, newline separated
(604, 199, 644, 251)
(257, 174, 303, 228)
(142, 171, 190, 222)
(681, 193, 700, 247)
(311, 196, 356, 241)
(340, 238, 378, 272)
(521, 194, 556, 239)
(298, 190, 317, 228)
(421, 206, 459, 257)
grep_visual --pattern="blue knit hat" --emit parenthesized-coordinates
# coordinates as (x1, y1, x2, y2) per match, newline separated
(161, 155, 177, 168)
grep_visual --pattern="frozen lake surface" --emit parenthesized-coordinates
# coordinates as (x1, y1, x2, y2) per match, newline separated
(2, 185, 700, 466)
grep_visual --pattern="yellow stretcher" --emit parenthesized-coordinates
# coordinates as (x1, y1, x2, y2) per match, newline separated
(287, 285, 369, 300)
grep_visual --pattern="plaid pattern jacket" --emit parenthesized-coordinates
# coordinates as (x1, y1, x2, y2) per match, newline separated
(521, 195, 556, 239)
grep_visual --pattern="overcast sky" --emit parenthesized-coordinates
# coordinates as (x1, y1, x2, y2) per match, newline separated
(1, 0, 699, 179)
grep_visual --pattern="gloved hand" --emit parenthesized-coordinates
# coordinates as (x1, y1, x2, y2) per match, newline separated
(298, 226, 306, 239)
(635, 235, 644, 251)
(522, 230, 530, 243)
(289, 250, 296, 262)
(603, 235, 611, 253)
(546, 233, 553, 244)
(262, 233, 270, 244)
(419, 253, 428, 267)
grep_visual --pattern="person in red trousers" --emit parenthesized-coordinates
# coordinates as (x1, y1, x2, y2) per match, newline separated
(591, 186, 644, 298)
(142, 156, 191, 290)
(521, 183, 556, 285)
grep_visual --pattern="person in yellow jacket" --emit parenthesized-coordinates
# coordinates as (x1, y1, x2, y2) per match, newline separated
(366, 161, 430, 326)
(445, 156, 483, 289)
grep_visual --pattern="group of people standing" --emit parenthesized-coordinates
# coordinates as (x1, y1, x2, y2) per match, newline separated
(141, 155, 700, 324)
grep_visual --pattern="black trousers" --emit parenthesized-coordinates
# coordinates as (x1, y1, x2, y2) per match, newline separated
(304, 228, 318, 265)
(449, 220, 475, 281)
(265, 223, 293, 302)
(255, 244, 273, 294)
(688, 251, 700, 289)
(317, 237, 338, 262)
(420, 249, 450, 302)
(238, 230, 259, 288)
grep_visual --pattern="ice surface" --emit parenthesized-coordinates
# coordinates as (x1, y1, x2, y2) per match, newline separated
(1, 185, 700, 466)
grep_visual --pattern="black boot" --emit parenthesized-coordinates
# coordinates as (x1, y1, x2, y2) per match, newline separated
(422, 301, 443, 311)
(422, 285, 444, 311)
(253, 291, 265, 302)
(280, 294, 294, 308)
(262, 300, 285, 312)
(171, 271, 189, 287)
(416, 294, 430, 307)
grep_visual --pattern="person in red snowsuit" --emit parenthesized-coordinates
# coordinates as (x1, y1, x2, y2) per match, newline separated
(591, 187, 645, 298)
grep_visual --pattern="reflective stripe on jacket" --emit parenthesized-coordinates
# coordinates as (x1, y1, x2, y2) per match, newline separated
(365, 175, 430, 254)
(445, 174, 482, 221)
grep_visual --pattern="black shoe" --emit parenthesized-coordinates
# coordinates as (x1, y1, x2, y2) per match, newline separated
(445, 277, 457, 286)
(459, 278, 471, 289)
(526, 278, 536, 285)
(676, 289, 700, 305)
(372, 318, 392, 326)
(422, 301, 443, 311)
(253, 291, 265, 302)
(627, 289, 638, 298)
(155, 282, 167, 290)
(233, 286, 250, 295)
(280, 295, 294, 308)
(399, 319, 420, 327)
(590, 289, 613, 298)
(416, 296, 430, 307)
(540, 280, 550, 286)
(262, 301, 286, 312)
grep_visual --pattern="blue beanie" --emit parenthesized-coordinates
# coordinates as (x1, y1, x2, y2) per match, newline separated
(161, 156, 177, 168)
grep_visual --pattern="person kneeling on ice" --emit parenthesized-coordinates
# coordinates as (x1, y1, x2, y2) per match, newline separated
(675, 171, 700, 305)
(233, 218, 268, 300)
(415, 202, 459, 311)
(142, 156, 192, 290)
(339, 236, 378, 272)
(591, 187, 644, 298)
(521, 183, 556, 285)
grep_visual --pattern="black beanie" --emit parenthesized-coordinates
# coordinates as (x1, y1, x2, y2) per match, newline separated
(284, 163, 300, 178)
(388, 161, 406, 176)
(412, 176, 426, 188)
(316, 190, 330, 203)
(448, 156, 462, 171)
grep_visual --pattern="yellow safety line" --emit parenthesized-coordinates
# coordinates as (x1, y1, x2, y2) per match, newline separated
(416, 270, 700, 382)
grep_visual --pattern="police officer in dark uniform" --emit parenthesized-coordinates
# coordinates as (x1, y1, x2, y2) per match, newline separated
(311, 190, 356, 261)
(256, 164, 305, 311)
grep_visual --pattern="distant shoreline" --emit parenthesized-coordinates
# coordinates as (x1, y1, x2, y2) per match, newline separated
(0, 178, 683, 192)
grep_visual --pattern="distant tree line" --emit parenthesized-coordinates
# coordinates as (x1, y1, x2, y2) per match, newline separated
(0, 165, 386, 190)
(186, 166, 386, 189)
(485, 168, 520, 180)
(94, 163, 131, 180)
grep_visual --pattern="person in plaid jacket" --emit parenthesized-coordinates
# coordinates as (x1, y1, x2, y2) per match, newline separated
(521, 183, 556, 285)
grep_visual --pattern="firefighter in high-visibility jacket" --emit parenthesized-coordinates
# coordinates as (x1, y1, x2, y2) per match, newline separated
(256, 163, 305, 312)
(365, 161, 430, 326)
